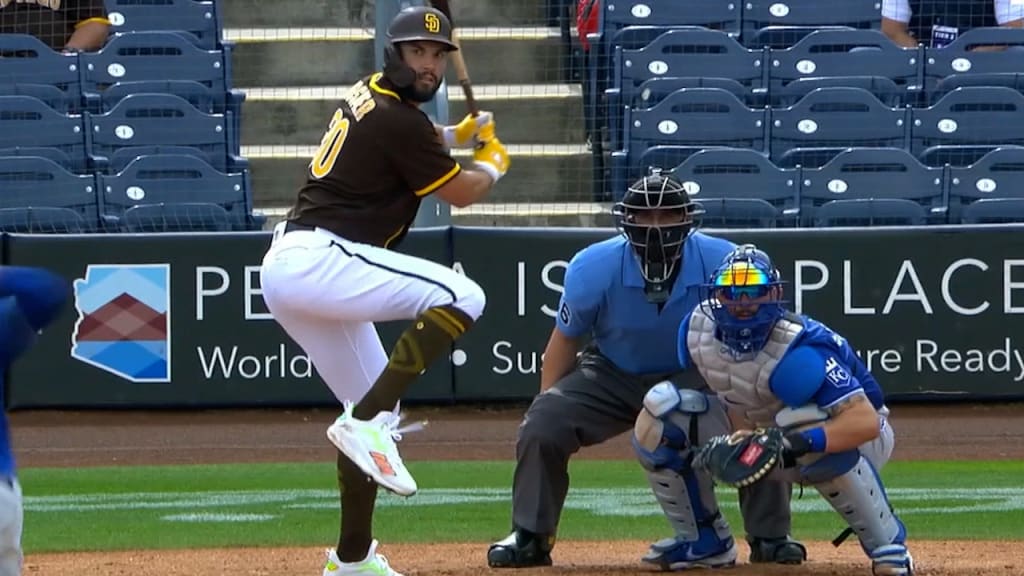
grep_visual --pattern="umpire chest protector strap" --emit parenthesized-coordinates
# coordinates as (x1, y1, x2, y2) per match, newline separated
(687, 307, 803, 427)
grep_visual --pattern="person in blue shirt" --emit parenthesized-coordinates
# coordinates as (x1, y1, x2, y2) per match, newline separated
(0, 266, 69, 576)
(487, 172, 806, 569)
(677, 244, 914, 576)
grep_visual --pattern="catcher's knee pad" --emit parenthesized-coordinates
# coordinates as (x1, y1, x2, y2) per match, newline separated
(633, 382, 726, 544)
(810, 454, 908, 558)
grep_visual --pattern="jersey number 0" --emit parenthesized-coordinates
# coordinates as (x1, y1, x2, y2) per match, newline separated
(310, 109, 351, 179)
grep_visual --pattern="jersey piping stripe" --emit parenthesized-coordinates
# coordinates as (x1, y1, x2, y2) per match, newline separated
(76, 17, 112, 28)
(414, 164, 461, 197)
(369, 73, 400, 101)
(328, 241, 459, 305)
(383, 225, 407, 249)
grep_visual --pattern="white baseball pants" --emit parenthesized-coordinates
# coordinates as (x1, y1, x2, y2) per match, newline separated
(0, 479, 22, 576)
(259, 222, 485, 404)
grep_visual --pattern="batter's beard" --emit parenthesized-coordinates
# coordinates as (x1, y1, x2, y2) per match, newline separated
(403, 78, 441, 103)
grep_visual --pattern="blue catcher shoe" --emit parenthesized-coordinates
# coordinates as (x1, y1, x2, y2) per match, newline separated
(642, 532, 738, 571)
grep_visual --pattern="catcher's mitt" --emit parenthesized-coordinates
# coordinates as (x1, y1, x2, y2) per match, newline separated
(693, 428, 785, 488)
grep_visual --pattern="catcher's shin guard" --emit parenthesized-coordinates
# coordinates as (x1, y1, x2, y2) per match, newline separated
(808, 453, 912, 575)
(633, 383, 732, 549)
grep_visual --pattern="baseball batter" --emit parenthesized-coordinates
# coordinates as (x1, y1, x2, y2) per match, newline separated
(0, 266, 68, 576)
(258, 6, 509, 576)
(668, 244, 914, 575)
(487, 172, 806, 569)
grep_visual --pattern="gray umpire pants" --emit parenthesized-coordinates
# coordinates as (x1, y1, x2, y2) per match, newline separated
(510, 348, 793, 541)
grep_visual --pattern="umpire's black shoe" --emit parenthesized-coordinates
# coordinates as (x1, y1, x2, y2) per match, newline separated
(487, 529, 554, 568)
(748, 535, 807, 564)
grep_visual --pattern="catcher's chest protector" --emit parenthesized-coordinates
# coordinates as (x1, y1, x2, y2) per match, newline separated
(687, 309, 802, 427)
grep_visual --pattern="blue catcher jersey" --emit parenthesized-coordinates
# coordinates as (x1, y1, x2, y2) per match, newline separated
(768, 316, 887, 411)
(556, 232, 735, 374)
(0, 267, 68, 478)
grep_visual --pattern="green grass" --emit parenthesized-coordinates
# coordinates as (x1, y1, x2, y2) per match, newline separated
(20, 460, 1024, 553)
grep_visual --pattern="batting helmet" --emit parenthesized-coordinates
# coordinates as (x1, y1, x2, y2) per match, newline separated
(384, 6, 458, 88)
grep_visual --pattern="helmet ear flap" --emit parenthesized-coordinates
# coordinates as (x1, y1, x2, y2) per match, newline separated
(383, 43, 415, 88)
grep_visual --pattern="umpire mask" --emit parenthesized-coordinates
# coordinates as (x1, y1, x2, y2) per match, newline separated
(613, 170, 701, 303)
(383, 6, 458, 102)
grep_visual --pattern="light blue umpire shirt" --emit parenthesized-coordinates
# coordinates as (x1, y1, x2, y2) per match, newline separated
(555, 231, 736, 375)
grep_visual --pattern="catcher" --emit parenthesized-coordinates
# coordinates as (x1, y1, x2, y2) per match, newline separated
(660, 244, 914, 575)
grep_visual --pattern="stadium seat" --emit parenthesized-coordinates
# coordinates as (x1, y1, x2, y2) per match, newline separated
(917, 144, 1015, 168)
(0, 96, 87, 172)
(98, 154, 256, 232)
(0, 83, 75, 113)
(94, 80, 217, 113)
(610, 77, 754, 151)
(947, 147, 1024, 224)
(923, 28, 1024, 86)
(611, 88, 769, 197)
(0, 147, 76, 170)
(773, 75, 904, 107)
(0, 156, 99, 232)
(766, 29, 921, 105)
(930, 73, 1024, 105)
(669, 148, 800, 228)
(79, 31, 244, 146)
(798, 147, 948, 227)
(741, 0, 882, 47)
(910, 87, 1024, 161)
(0, 34, 82, 108)
(105, 0, 222, 49)
(770, 87, 908, 168)
(84, 93, 244, 173)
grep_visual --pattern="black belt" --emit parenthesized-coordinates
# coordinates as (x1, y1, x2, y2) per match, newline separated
(283, 221, 316, 235)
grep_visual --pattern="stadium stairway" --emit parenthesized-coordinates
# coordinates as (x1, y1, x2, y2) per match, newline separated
(223, 0, 604, 227)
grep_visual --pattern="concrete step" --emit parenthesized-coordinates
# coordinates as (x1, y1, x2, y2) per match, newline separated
(240, 84, 584, 145)
(244, 144, 593, 205)
(227, 27, 569, 87)
(221, 0, 553, 28)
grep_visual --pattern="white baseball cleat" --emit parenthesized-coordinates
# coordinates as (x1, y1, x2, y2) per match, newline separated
(326, 401, 421, 496)
(323, 541, 404, 576)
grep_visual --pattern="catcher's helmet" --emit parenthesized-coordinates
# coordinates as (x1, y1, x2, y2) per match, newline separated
(383, 6, 458, 88)
(612, 169, 701, 288)
(699, 244, 786, 359)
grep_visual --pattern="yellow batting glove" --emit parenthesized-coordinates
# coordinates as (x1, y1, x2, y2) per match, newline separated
(442, 111, 494, 148)
(473, 136, 510, 183)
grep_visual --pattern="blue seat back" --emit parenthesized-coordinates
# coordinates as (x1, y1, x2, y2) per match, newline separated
(0, 96, 86, 171)
(0, 35, 82, 103)
(0, 156, 99, 230)
(615, 29, 766, 99)
(80, 32, 228, 94)
(105, 0, 221, 49)
(767, 30, 920, 99)
(930, 72, 1024, 105)
(670, 148, 799, 227)
(799, 147, 947, 226)
(773, 75, 904, 107)
(86, 93, 229, 172)
(0, 83, 74, 113)
(742, 0, 882, 46)
(99, 153, 249, 230)
(924, 28, 1024, 83)
(99, 80, 216, 113)
(626, 88, 768, 152)
(948, 147, 1024, 223)
(770, 87, 907, 166)
(910, 87, 1024, 156)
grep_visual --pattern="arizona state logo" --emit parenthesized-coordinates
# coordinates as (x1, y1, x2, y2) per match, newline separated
(424, 12, 441, 33)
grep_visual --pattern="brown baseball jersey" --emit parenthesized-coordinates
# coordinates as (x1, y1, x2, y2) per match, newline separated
(0, 0, 109, 51)
(288, 73, 462, 249)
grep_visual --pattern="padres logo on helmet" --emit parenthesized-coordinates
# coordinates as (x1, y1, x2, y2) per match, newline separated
(424, 13, 441, 33)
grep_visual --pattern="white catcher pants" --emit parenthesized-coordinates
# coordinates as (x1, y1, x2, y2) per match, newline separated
(259, 222, 485, 404)
(0, 479, 23, 576)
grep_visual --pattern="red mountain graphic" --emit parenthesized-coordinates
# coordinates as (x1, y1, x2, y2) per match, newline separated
(77, 293, 167, 341)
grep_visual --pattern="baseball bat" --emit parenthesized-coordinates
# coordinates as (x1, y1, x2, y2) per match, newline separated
(428, 0, 480, 116)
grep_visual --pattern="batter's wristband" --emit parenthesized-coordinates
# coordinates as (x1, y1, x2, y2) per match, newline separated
(473, 160, 501, 183)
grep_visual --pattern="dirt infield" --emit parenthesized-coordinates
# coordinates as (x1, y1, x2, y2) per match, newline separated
(14, 402, 1024, 575)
